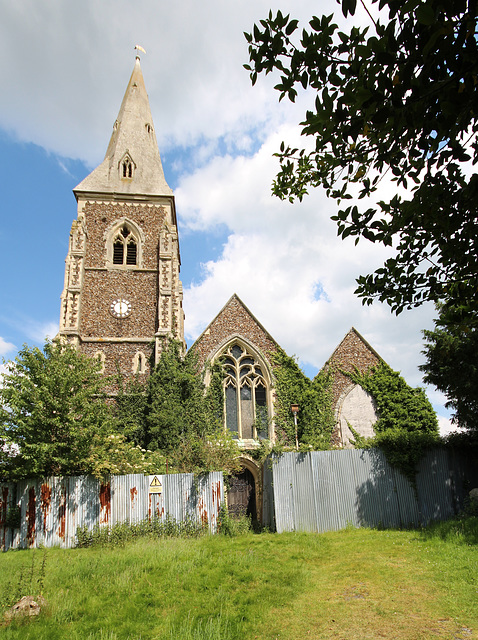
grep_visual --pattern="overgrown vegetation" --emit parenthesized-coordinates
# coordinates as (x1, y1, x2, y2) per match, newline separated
(74, 508, 252, 548)
(1, 519, 477, 638)
(346, 362, 440, 485)
(0, 341, 118, 480)
(0, 548, 47, 616)
(75, 514, 209, 548)
(0, 339, 240, 481)
(271, 348, 335, 449)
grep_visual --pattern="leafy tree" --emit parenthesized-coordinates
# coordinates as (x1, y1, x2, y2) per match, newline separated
(271, 349, 335, 449)
(245, 0, 478, 315)
(420, 305, 478, 432)
(0, 341, 115, 479)
(141, 340, 221, 453)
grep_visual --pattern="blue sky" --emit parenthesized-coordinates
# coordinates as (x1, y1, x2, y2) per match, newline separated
(0, 0, 455, 434)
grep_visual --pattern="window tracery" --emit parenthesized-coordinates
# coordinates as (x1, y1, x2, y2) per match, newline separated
(220, 342, 270, 440)
(105, 218, 144, 269)
(113, 225, 138, 266)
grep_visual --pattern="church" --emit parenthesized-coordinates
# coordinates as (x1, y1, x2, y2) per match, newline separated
(57, 54, 383, 511)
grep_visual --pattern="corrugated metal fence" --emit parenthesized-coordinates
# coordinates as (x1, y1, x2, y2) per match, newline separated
(263, 448, 478, 533)
(0, 472, 224, 550)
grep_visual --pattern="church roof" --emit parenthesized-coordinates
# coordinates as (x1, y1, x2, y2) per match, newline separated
(74, 56, 172, 198)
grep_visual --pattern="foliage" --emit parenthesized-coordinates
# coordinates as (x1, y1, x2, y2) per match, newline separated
(114, 372, 148, 443)
(115, 340, 240, 476)
(204, 359, 225, 427)
(85, 433, 168, 480)
(271, 348, 335, 449)
(0, 340, 115, 480)
(349, 362, 438, 435)
(347, 362, 439, 485)
(142, 340, 217, 452)
(75, 514, 207, 548)
(166, 429, 242, 476)
(216, 504, 252, 537)
(245, 1, 478, 315)
(421, 304, 478, 433)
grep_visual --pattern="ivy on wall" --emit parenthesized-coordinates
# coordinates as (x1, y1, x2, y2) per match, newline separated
(270, 349, 335, 450)
(346, 362, 440, 485)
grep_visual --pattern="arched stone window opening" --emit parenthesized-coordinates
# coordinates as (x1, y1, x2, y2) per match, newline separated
(112, 225, 138, 266)
(105, 218, 144, 269)
(121, 156, 133, 179)
(221, 342, 270, 440)
(132, 351, 147, 374)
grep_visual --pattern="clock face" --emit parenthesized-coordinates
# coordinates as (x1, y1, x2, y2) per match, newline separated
(110, 298, 132, 318)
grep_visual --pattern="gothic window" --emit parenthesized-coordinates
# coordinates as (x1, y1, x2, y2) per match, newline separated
(106, 218, 144, 269)
(221, 342, 270, 440)
(112, 225, 138, 266)
(121, 155, 134, 179)
(132, 351, 147, 374)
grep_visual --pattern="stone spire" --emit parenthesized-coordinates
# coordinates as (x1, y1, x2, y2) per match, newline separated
(74, 55, 172, 197)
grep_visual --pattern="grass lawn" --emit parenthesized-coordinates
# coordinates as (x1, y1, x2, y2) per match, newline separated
(0, 517, 476, 640)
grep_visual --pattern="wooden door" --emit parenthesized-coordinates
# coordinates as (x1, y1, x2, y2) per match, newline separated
(227, 469, 256, 519)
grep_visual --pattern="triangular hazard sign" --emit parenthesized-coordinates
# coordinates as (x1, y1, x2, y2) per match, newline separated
(149, 475, 163, 494)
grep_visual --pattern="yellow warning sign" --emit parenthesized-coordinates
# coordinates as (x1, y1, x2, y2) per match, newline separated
(149, 476, 163, 495)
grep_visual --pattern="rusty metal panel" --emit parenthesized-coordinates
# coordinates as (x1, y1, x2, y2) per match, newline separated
(0, 483, 16, 551)
(111, 474, 148, 525)
(261, 459, 275, 530)
(2, 472, 225, 550)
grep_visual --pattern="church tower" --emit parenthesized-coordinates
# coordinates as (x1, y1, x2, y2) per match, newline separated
(58, 54, 185, 382)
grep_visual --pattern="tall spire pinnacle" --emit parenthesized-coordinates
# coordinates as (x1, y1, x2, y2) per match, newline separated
(74, 56, 172, 197)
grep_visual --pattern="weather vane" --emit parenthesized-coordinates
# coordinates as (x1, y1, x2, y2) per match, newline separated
(134, 45, 146, 60)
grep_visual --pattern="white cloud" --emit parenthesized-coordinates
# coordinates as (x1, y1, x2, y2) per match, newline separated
(178, 129, 437, 395)
(0, 337, 16, 357)
(25, 321, 59, 344)
(437, 415, 462, 437)
(0, 0, 342, 167)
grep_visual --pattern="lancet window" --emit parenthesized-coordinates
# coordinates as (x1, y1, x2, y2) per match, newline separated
(221, 342, 270, 440)
(132, 351, 147, 374)
(121, 155, 134, 179)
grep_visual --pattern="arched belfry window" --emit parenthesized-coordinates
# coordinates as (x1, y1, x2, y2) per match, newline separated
(220, 342, 270, 440)
(113, 225, 137, 266)
(105, 218, 144, 269)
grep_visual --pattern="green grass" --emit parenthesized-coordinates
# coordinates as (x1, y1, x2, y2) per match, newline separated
(0, 518, 477, 640)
